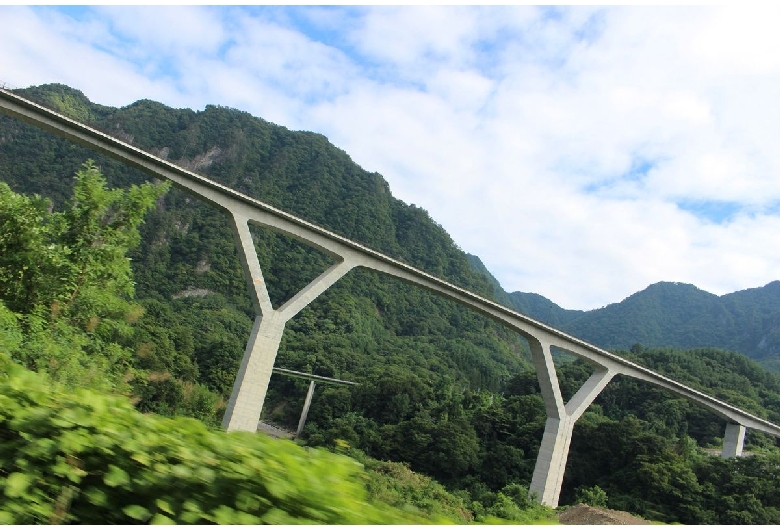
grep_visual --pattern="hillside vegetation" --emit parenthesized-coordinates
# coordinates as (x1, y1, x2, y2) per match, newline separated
(0, 161, 554, 524)
(0, 353, 434, 524)
(1, 83, 779, 524)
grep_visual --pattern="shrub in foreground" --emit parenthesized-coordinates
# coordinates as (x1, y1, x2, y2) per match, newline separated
(0, 354, 440, 524)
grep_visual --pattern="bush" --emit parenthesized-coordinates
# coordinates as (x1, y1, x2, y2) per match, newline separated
(575, 484, 609, 508)
(0, 354, 439, 524)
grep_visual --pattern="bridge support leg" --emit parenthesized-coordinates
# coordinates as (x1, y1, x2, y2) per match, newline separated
(527, 337, 615, 508)
(222, 214, 355, 432)
(531, 416, 575, 506)
(722, 423, 745, 458)
(222, 313, 286, 432)
(296, 380, 316, 438)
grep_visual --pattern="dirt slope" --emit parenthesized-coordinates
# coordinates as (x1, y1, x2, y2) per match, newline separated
(558, 504, 651, 525)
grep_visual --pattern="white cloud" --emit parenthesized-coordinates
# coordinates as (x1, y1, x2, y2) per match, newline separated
(690, 6, 780, 77)
(94, 6, 228, 58)
(2, 5, 780, 310)
(0, 7, 177, 106)
(224, 17, 358, 105)
(348, 6, 479, 68)
(425, 69, 494, 113)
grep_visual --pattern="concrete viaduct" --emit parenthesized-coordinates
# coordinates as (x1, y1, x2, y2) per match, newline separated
(2, 88, 779, 508)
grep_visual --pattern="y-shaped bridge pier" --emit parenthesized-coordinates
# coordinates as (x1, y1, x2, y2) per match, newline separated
(2, 88, 779, 508)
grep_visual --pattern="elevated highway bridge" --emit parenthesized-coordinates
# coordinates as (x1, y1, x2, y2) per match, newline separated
(2, 88, 778, 508)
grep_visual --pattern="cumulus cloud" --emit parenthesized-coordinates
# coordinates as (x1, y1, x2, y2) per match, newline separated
(2, 5, 780, 310)
(347, 6, 480, 69)
(94, 6, 228, 57)
(0, 7, 190, 107)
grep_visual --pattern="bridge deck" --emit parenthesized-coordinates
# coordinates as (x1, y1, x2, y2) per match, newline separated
(1, 87, 778, 442)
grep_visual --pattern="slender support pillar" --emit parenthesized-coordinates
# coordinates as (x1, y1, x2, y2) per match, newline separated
(222, 213, 355, 432)
(296, 380, 317, 438)
(528, 337, 615, 508)
(222, 313, 287, 432)
(722, 423, 746, 458)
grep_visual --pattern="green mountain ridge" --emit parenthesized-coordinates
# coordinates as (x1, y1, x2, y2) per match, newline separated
(9, 83, 780, 375)
(470, 251, 780, 373)
(3, 83, 780, 524)
(490, 277, 780, 372)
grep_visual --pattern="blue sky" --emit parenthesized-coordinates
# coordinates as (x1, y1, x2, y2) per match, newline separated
(2, 5, 780, 310)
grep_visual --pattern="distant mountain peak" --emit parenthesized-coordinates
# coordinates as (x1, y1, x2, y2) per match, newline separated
(466, 259, 780, 370)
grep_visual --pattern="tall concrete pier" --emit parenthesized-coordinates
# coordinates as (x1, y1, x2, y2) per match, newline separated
(722, 423, 746, 458)
(528, 338, 615, 505)
(222, 212, 357, 431)
(2, 88, 779, 509)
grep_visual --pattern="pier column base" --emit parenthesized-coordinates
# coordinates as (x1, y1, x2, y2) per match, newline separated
(222, 313, 286, 432)
(722, 423, 745, 458)
(530, 416, 575, 508)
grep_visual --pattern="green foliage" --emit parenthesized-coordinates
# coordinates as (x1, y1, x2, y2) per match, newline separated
(0, 355, 441, 524)
(360, 458, 474, 523)
(0, 180, 63, 316)
(574, 485, 608, 508)
(0, 303, 22, 354)
(0, 159, 169, 321)
(0, 162, 168, 392)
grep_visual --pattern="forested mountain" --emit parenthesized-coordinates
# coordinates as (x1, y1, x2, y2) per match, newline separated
(0, 83, 528, 391)
(481, 267, 780, 372)
(2, 83, 780, 524)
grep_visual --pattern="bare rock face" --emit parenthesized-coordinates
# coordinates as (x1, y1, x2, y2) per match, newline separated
(558, 504, 651, 525)
(178, 146, 223, 172)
